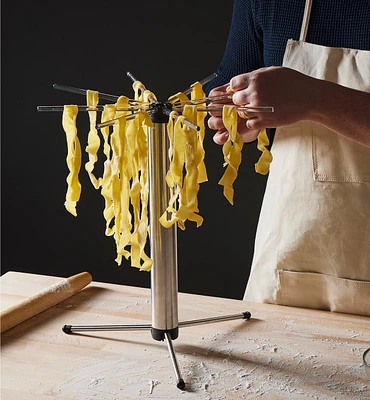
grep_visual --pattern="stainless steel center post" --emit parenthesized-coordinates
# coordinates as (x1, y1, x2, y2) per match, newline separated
(147, 117, 185, 390)
(147, 122, 179, 341)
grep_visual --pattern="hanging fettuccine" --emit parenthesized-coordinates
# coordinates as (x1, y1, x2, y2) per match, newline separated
(62, 89, 153, 270)
(85, 90, 101, 188)
(160, 82, 208, 229)
(255, 128, 273, 175)
(62, 105, 81, 216)
(60, 79, 258, 270)
(218, 105, 244, 205)
(105, 93, 153, 270)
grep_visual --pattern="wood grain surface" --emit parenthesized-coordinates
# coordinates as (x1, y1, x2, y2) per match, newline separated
(1, 271, 369, 400)
(0, 272, 92, 333)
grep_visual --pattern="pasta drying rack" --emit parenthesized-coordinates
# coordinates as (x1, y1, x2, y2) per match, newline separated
(37, 72, 272, 390)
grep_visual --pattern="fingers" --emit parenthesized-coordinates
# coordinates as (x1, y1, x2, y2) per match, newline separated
(208, 115, 261, 145)
(207, 84, 233, 145)
(229, 69, 269, 106)
(207, 77, 265, 145)
(245, 117, 265, 131)
(238, 110, 272, 131)
(213, 128, 229, 145)
(208, 115, 226, 131)
(237, 109, 257, 120)
(208, 84, 233, 117)
(237, 120, 261, 143)
(213, 121, 260, 144)
(208, 108, 223, 118)
(232, 90, 252, 106)
(229, 73, 251, 92)
(208, 83, 230, 97)
(227, 73, 256, 106)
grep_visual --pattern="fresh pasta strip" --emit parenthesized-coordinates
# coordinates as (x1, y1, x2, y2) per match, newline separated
(218, 105, 244, 205)
(60, 79, 253, 271)
(85, 90, 102, 189)
(160, 112, 187, 229)
(159, 112, 179, 228)
(122, 111, 152, 271)
(100, 104, 116, 236)
(168, 91, 189, 105)
(159, 104, 204, 229)
(191, 81, 208, 184)
(110, 96, 135, 266)
(176, 105, 203, 227)
(103, 86, 152, 271)
(255, 128, 273, 175)
(62, 105, 81, 216)
(133, 80, 157, 103)
(126, 109, 152, 271)
(160, 83, 209, 230)
(128, 82, 153, 270)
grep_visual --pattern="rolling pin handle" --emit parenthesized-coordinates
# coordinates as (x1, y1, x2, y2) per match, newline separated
(62, 325, 73, 334)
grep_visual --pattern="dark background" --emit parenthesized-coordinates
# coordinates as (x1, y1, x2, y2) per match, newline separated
(1, 1, 267, 299)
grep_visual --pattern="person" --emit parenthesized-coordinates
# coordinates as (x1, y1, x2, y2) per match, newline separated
(206, 0, 370, 316)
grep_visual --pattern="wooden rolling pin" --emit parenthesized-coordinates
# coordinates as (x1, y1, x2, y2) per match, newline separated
(0, 271, 92, 333)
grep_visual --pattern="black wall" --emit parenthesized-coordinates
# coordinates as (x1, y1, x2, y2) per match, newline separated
(2, 1, 267, 299)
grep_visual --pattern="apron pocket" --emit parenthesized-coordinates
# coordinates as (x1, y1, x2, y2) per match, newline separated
(277, 270, 370, 317)
(311, 122, 370, 182)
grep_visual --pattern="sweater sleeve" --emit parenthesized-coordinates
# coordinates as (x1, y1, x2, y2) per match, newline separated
(205, 0, 264, 94)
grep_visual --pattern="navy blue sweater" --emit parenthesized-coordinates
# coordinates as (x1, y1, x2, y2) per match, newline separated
(206, 0, 370, 92)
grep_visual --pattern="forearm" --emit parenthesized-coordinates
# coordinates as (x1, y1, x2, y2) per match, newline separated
(309, 78, 370, 148)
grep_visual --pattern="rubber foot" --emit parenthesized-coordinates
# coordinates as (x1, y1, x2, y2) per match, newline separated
(243, 311, 252, 320)
(177, 379, 186, 390)
(62, 325, 73, 334)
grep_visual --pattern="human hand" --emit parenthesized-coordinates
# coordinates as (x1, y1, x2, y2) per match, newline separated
(229, 66, 317, 130)
(210, 66, 370, 148)
(207, 84, 260, 145)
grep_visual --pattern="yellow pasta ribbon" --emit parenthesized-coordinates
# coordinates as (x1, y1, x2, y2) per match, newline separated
(129, 82, 153, 270)
(218, 105, 244, 205)
(255, 128, 273, 175)
(60, 80, 253, 271)
(159, 104, 204, 229)
(158, 112, 179, 228)
(62, 105, 81, 216)
(111, 96, 138, 267)
(100, 104, 116, 237)
(176, 105, 203, 227)
(85, 90, 102, 188)
(168, 91, 188, 105)
(133, 80, 157, 103)
(104, 85, 153, 271)
(123, 110, 152, 271)
(191, 81, 208, 184)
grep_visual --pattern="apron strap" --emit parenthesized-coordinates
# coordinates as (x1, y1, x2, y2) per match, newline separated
(299, 0, 313, 41)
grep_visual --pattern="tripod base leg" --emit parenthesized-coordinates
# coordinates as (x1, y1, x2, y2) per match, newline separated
(62, 324, 152, 334)
(61, 311, 252, 390)
(164, 332, 186, 390)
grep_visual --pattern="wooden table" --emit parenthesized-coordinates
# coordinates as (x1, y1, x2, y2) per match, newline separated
(1, 271, 369, 399)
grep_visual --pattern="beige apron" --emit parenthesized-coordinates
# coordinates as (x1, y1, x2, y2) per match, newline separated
(244, 0, 370, 316)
